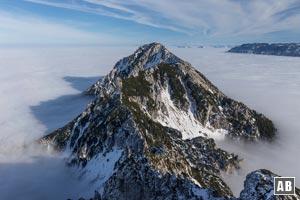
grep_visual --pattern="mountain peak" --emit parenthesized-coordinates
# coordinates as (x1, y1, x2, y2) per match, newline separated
(136, 42, 169, 56)
(113, 42, 181, 76)
(42, 43, 279, 199)
(138, 42, 165, 51)
(86, 42, 183, 95)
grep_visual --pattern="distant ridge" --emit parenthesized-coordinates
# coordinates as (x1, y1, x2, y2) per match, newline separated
(228, 43, 300, 57)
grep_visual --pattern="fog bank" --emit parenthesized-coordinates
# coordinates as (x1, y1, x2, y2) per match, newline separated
(0, 46, 135, 199)
(0, 46, 299, 198)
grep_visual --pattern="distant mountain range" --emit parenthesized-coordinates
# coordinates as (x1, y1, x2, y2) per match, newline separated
(228, 43, 300, 57)
(40, 43, 299, 199)
(175, 45, 233, 48)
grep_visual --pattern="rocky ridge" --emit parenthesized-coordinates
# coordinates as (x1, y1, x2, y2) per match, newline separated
(228, 43, 300, 57)
(39, 43, 298, 200)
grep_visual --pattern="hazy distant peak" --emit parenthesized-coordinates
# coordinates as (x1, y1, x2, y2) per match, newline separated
(228, 43, 300, 57)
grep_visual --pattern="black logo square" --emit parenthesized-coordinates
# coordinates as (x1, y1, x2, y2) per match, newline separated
(274, 177, 295, 195)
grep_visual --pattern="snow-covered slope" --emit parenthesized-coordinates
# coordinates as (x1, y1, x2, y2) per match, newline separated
(40, 43, 284, 199)
(155, 85, 228, 140)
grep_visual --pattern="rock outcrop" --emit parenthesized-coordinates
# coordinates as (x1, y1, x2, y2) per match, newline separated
(240, 169, 300, 200)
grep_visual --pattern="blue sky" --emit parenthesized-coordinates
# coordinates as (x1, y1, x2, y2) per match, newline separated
(0, 0, 300, 46)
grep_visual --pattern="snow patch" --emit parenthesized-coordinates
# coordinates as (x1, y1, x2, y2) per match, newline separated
(155, 86, 227, 140)
(78, 148, 123, 193)
(144, 51, 162, 70)
(192, 186, 209, 199)
(65, 117, 90, 154)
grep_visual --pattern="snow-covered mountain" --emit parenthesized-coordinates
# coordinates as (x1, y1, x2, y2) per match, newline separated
(40, 43, 298, 199)
(228, 43, 300, 57)
(85, 42, 275, 141)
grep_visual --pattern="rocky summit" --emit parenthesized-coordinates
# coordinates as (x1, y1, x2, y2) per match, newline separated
(40, 43, 298, 199)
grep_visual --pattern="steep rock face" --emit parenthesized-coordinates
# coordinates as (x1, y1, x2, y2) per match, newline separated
(240, 169, 300, 200)
(42, 93, 239, 199)
(86, 42, 275, 141)
(228, 43, 300, 57)
(41, 43, 277, 199)
(121, 62, 275, 140)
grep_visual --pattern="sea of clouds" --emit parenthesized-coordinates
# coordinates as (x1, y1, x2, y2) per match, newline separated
(0, 45, 299, 198)
(0, 46, 135, 199)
